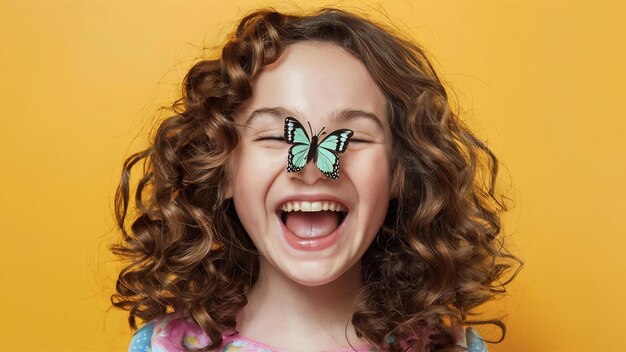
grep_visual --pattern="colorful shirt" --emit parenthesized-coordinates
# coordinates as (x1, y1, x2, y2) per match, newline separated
(129, 313, 488, 352)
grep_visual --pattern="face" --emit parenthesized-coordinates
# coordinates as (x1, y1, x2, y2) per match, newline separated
(228, 41, 392, 286)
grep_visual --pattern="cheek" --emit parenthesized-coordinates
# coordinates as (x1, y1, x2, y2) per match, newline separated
(230, 145, 286, 228)
(231, 146, 283, 192)
(364, 156, 391, 207)
(346, 147, 392, 211)
(348, 146, 391, 182)
(230, 150, 269, 237)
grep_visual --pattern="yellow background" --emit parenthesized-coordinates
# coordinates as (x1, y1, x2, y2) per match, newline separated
(1, 0, 624, 351)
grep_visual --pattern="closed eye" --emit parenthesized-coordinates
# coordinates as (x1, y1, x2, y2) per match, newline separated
(255, 135, 285, 142)
(349, 138, 370, 144)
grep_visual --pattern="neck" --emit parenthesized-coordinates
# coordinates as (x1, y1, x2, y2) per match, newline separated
(236, 258, 367, 351)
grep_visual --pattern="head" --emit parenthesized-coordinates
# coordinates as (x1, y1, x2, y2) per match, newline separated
(227, 40, 392, 286)
(113, 7, 520, 351)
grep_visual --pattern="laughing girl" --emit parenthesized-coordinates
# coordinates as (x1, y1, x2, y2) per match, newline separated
(113, 7, 520, 352)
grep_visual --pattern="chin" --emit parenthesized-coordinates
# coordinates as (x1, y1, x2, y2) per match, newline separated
(276, 253, 362, 287)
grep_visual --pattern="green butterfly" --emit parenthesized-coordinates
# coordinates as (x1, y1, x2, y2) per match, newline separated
(284, 117, 354, 179)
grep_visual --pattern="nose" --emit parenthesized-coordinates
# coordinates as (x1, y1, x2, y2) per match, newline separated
(287, 161, 327, 185)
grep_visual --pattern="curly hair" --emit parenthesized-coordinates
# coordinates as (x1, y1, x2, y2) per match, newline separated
(112, 7, 521, 352)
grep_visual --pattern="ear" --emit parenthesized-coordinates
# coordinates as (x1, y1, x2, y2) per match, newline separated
(222, 155, 236, 200)
(221, 168, 234, 200)
(389, 162, 404, 199)
(223, 181, 233, 199)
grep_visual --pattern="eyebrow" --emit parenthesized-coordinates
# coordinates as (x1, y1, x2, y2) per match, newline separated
(245, 107, 297, 126)
(331, 109, 383, 129)
(245, 107, 383, 129)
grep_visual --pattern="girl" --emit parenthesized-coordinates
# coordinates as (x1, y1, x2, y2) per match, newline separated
(112, 7, 520, 352)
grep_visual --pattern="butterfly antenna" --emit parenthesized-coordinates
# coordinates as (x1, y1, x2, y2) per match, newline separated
(307, 121, 326, 136)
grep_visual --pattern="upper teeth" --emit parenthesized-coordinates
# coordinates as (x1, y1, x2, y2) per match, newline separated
(281, 201, 346, 212)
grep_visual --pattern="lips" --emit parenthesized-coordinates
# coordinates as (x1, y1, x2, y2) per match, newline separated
(276, 198, 349, 251)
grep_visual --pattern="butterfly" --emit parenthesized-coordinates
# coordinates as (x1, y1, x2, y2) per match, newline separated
(284, 117, 354, 179)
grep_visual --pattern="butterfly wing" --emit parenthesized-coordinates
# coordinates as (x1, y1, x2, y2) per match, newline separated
(284, 117, 311, 173)
(316, 129, 354, 179)
(285, 117, 309, 145)
(288, 144, 310, 172)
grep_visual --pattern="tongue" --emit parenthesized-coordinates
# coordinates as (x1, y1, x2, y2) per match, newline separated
(285, 211, 340, 238)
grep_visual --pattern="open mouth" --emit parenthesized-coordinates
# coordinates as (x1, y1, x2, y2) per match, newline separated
(278, 201, 348, 239)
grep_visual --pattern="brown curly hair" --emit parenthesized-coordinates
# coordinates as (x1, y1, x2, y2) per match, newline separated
(112, 7, 522, 352)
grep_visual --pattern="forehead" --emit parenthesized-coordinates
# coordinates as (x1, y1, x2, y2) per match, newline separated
(236, 41, 388, 127)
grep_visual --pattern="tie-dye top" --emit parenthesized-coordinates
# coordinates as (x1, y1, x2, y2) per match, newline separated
(128, 313, 488, 352)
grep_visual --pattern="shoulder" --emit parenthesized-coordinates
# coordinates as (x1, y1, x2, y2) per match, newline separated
(462, 327, 488, 352)
(128, 321, 155, 352)
(127, 313, 212, 352)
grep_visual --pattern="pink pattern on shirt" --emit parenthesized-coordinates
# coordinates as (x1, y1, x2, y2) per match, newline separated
(148, 313, 375, 351)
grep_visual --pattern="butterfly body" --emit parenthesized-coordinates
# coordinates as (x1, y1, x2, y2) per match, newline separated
(307, 134, 324, 163)
(284, 117, 353, 179)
